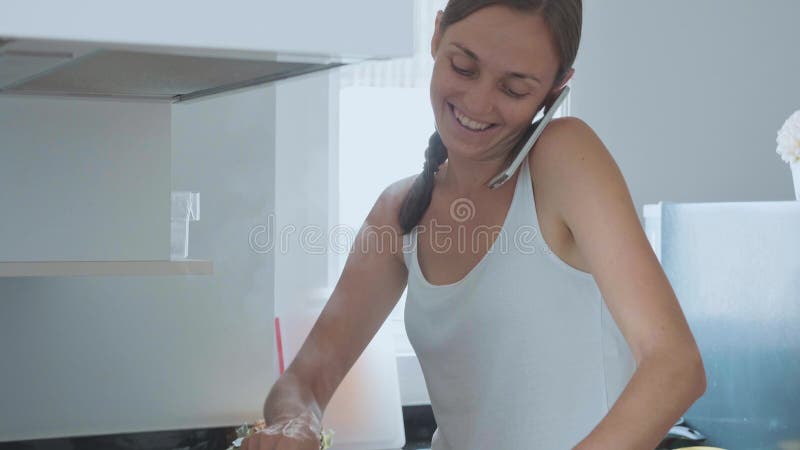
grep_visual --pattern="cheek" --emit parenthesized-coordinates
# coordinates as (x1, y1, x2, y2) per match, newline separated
(512, 97, 546, 122)
(431, 59, 469, 95)
(498, 101, 544, 130)
(430, 68, 455, 98)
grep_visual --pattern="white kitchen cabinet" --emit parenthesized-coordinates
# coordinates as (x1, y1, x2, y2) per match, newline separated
(0, 1, 412, 62)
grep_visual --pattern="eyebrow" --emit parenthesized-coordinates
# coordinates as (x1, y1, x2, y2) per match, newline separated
(450, 42, 543, 84)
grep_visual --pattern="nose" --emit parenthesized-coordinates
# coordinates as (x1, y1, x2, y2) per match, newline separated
(460, 78, 495, 118)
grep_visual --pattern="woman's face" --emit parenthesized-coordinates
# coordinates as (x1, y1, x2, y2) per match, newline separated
(430, 5, 567, 161)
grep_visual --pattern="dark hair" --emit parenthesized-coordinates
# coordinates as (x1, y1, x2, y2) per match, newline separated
(398, 0, 582, 235)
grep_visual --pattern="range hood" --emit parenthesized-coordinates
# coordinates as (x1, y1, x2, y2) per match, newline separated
(0, 2, 413, 103)
(0, 37, 349, 102)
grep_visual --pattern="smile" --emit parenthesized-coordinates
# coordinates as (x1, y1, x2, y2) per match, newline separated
(449, 103, 497, 132)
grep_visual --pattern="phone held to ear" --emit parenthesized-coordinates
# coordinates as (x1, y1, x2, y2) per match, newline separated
(487, 85, 570, 189)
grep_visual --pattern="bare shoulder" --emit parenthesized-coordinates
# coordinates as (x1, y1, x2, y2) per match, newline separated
(369, 174, 417, 227)
(366, 174, 419, 262)
(539, 115, 624, 191)
(534, 116, 609, 166)
(528, 116, 623, 223)
(537, 117, 635, 232)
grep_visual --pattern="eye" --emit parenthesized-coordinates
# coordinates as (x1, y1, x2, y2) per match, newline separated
(450, 61, 474, 77)
(503, 87, 527, 99)
(450, 58, 529, 99)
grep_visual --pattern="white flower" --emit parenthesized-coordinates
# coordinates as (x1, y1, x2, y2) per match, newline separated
(776, 109, 800, 164)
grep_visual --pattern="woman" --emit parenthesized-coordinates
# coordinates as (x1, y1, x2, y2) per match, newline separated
(243, 1, 706, 449)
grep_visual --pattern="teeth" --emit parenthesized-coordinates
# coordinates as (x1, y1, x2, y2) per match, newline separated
(453, 106, 492, 131)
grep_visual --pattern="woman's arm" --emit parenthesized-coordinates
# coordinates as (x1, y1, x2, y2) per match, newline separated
(537, 117, 707, 450)
(264, 179, 413, 420)
(247, 181, 411, 450)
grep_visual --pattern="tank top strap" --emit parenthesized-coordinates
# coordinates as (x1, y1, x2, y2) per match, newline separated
(502, 155, 533, 232)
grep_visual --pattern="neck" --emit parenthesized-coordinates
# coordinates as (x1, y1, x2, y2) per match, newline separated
(438, 153, 514, 197)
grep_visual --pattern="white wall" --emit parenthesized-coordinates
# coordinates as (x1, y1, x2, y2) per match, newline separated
(0, 96, 171, 260)
(573, 0, 800, 211)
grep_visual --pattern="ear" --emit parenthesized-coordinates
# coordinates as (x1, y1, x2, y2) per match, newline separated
(431, 10, 444, 59)
(554, 67, 575, 91)
(542, 67, 575, 111)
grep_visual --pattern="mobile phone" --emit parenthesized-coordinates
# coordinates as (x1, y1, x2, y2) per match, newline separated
(486, 85, 570, 189)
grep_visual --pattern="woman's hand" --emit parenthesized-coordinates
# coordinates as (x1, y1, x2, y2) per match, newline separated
(240, 410, 323, 450)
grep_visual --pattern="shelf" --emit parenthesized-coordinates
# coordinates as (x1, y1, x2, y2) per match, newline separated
(0, 260, 213, 277)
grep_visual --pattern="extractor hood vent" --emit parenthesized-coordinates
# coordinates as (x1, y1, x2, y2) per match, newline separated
(0, 40, 344, 102)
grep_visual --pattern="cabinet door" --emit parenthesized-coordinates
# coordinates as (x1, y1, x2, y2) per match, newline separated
(0, 1, 414, 59)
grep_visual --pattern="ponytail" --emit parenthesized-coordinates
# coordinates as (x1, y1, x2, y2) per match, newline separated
(398, 131, 448, 235)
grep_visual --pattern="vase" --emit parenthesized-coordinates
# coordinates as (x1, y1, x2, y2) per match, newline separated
(793, 162, 800, 201)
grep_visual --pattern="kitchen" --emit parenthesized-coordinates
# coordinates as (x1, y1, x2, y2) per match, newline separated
(1, 1, 799, 449)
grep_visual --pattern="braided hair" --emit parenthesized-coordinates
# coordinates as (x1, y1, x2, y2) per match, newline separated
(398, 131, 448, 235)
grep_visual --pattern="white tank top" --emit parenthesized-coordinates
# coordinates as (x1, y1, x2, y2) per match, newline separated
(402, 156, 636, 449)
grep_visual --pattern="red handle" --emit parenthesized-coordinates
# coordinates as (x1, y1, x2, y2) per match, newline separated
(274, 317, 285, 375)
